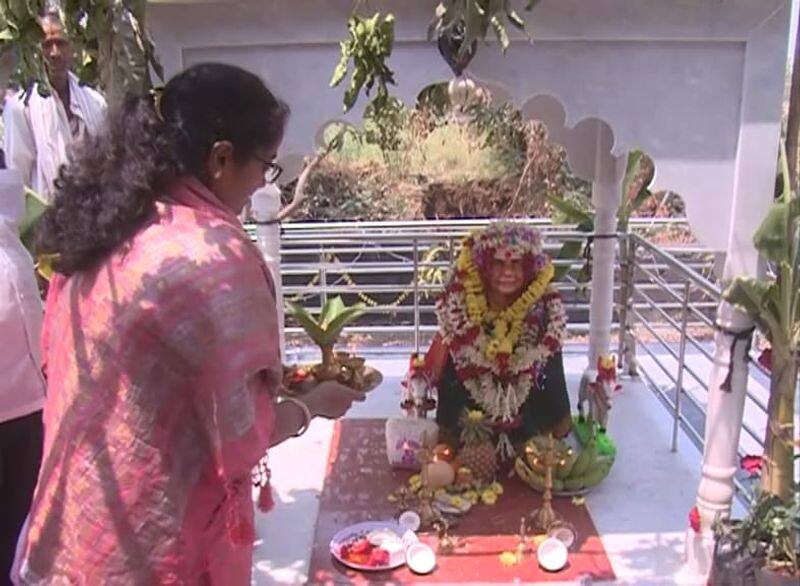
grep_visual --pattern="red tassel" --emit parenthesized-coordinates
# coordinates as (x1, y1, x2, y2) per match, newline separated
(258, 483, 275, 512)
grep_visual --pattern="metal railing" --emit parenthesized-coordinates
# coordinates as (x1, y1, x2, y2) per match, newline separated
(258, 218, 714, 351)
(620, 233, 771, 502)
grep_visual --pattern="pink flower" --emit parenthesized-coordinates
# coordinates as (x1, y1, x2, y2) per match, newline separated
(689, 506, 701, 533)
(740, 454, 763, 477)
(757, 347, 772, 371)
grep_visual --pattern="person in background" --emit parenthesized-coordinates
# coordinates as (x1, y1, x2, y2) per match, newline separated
(3, 10, 105, 202)
(0, 169, 46, 586)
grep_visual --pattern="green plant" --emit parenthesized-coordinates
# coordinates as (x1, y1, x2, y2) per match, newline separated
(713, 488, 799, 574)
(331, 1, 541, 113)
(723, 143, 799, 503)
(361, 96, 408, 165)
(0, 1, 161, 101)
(330, 12, 396, 114)
(286, 296, 366, 379)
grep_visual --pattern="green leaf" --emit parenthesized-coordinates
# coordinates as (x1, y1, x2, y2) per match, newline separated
(319, 303, 366, 346)
(618, 150, 653, 230)
(19, 187, 47, 251)
(545, 194, 595, 228)
(329, 48, 350, 87)
(490, 15, 509, 51)
(320, 296, 347, 327)
(753, 201, 791, 264)
(286, 301, 327, 345)
(552, 240, 585, 281)
(505, 9, 527, 32)
(723, 277, 781, 336)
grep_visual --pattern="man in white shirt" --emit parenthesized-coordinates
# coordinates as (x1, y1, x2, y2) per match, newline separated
(3, 11, 106, 202)
(0, 170, 46, 586)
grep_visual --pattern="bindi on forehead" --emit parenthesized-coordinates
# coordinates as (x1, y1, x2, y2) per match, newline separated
(493, 248, 522, 262)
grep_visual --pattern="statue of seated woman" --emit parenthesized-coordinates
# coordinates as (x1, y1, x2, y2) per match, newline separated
(424, 222, 572, 463)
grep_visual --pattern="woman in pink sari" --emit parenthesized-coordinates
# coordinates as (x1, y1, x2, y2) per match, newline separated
(15, 63, 363, 584)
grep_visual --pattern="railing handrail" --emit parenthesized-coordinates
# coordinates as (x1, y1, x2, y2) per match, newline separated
(272, 216, 689, 231)
(629, 233, 721, 298)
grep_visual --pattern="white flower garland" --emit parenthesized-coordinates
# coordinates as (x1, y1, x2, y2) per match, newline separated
(437, 285, 567, 423)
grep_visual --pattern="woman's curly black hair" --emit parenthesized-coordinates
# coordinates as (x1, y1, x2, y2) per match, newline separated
(36, 62, 289, 274)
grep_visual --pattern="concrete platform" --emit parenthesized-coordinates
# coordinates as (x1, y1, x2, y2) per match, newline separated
(251, 350, 726, 585)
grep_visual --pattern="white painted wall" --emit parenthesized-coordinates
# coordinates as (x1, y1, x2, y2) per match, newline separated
(148, 0, 790, 254)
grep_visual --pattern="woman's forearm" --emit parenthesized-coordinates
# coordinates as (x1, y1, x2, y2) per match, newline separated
(269, 401, 307, 447)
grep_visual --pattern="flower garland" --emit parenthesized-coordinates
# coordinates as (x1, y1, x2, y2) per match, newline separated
(436, 225, 568, 424)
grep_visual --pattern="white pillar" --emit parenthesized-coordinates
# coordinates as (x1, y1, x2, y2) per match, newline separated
(586, 175, 622, 368)
(685, 4, 788, 574)
(251, 182, 286, 363)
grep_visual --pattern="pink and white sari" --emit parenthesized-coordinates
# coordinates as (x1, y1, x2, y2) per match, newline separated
(17, 177, 280, 584)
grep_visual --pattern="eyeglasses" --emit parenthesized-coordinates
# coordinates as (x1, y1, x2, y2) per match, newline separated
(254, 155, 283, 183)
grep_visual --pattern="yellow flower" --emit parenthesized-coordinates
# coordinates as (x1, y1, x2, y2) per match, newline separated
(481, 489, 498, 505)
(409, 474, 421, 487)
(457, 252, 554, 361)
(489, 481, 504, 495)
(466, 410, 484, 423)
(572, 496, 586, 506)
(450, 496, 465, 508)
(387, 494, 398, 502)
(464, 490, 479, 503)
(499, 551, 517, 566)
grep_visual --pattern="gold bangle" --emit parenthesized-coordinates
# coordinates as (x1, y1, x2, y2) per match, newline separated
(281, 396, 311, 437)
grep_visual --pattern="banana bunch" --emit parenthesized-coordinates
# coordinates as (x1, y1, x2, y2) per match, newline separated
(515, 435, 614, 494)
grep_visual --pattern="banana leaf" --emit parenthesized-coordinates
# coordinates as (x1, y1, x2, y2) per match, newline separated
(552, 240, 585, 281)
(618, 150, 653, 231)
(545, 193, 594, 230)
(723, 277, 783, 345)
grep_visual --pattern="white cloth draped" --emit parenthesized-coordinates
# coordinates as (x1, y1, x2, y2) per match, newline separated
(0, 170, 46, 423)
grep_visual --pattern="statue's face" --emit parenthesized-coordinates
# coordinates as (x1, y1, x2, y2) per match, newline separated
(488, 250, 524, 298)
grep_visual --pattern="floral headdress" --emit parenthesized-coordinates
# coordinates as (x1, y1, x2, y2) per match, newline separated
(435, 222, 567, 431)
(467, 222, 549, 286)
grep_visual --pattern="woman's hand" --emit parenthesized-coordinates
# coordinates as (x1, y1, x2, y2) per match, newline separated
(300, 380, 366, 419)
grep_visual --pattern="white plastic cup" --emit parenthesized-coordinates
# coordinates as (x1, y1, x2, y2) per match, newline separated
(401, 529, 419, 550)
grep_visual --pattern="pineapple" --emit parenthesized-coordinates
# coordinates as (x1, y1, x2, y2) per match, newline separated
(458, 410, 497, 483)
